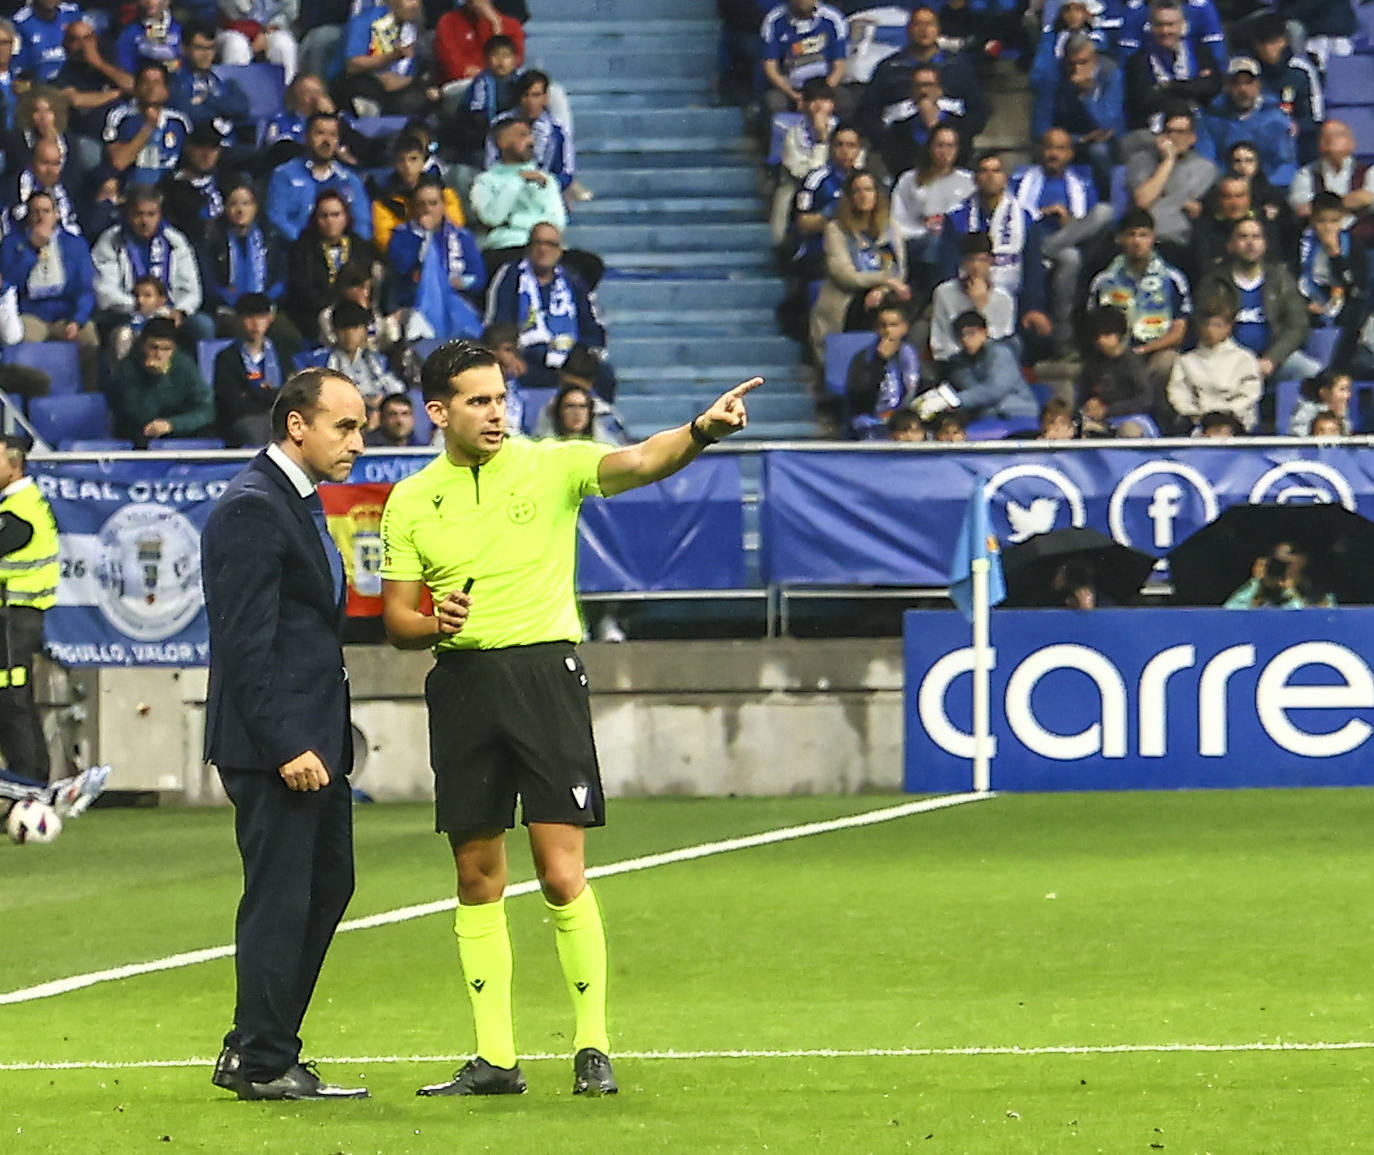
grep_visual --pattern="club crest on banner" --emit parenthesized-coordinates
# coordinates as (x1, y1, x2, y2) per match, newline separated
(93, 503, 203, 641)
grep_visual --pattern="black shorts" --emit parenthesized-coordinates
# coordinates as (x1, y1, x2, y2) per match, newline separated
(426, 641, 605, 836)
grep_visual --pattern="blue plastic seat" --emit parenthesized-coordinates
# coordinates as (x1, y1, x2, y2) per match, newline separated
(1109, 164, 1129, 217)
(212, 63, 286, 139)
(1340, 107, 1374, 158)
(1275, 379, 1302, 434)
(61, 439, 134, 451)
(28, 393, 111, 446)
(1, 341, 81, 396)
(198, 338, 233, 384)
(519, 386, 556, 434)
(1325, 55, 1374, 104)
(824, 332, 877, 396)
(1303, 326, 1341, 366)
(406, 387, 433, 446)
(155, 438, 227, 450)
(292, 347, 330, 370)
(351, 116, 409, 140)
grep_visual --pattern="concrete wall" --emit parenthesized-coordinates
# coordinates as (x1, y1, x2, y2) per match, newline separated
(51, 640, 907, 802)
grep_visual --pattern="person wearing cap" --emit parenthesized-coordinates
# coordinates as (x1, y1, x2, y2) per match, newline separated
(914, 309, 1039, 425)
(160, 118, 229, 236)
(1247, 11, 1323, 167)
(929, 231, 1017, 366)
(1199, 57, 1297, 190)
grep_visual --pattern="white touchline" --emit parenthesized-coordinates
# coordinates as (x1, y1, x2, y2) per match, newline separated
(0, 791, 992, 1007)
(5, 1041, 1374, 1073)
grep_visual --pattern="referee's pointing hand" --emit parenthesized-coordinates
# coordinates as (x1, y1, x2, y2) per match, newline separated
(698, 377, 764, 441)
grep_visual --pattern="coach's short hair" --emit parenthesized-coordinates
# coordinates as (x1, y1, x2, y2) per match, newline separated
(419, 339, 501, 404)
(272, 367, 350, 441)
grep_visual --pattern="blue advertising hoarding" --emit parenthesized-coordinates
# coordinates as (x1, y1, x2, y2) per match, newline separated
(904, 608, 1374, 793)
(763, 446, 1374, 586)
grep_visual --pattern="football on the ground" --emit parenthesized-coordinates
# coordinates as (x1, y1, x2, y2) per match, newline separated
(7, 799, 62, 844)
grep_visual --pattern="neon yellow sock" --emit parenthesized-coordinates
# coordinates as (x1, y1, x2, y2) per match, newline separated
(454, 898, 517, 1069)
(546, 885, 610, 1054)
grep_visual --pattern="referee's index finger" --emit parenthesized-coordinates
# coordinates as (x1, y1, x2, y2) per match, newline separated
(728, 377, 765, 397)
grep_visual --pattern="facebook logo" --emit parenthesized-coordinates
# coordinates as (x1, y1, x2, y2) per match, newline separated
(1146, 484, 1182, 549)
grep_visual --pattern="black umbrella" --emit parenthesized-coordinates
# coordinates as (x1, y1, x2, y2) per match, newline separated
(1001, 527, 1158, 608)
(0, 512, 33, 560)
(1168, 502, 1374, 606)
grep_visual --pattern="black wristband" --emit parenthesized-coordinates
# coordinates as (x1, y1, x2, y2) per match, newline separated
(689, 418, 718, 447)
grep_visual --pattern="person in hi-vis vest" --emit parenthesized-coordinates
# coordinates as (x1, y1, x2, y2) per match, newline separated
(0, 435, 58, 783)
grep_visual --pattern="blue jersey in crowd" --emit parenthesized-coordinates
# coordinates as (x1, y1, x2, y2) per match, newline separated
(1116, 0, 1224, 57)
(265, 156, 373, 240)
(115, 12, 182, 77)
(1231, 277, 1270, 357)
(169, 65, 250, 130)
(103, 102, 191, 187)
(759, 2, 847, 89)
(342, 6, 416, 79)
(13, 1, 82, 84)
(485, 110, 574, 188)
(791, 162, 847, 263)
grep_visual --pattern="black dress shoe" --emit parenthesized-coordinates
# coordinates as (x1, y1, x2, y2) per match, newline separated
(211, 1047, 248, 1095)
(238, 1062, 369, 1101)
(416, 1057, 527, 1096)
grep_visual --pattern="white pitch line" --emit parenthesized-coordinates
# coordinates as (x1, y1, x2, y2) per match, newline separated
(5, 1040, 1374, 1073)
(0, 791, 992, 1006)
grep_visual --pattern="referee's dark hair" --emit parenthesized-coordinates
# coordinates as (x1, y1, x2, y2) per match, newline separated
(272, 367, 351, 441)
(420, 339, 500, 404)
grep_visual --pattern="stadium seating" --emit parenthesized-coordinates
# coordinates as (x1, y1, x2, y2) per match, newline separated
(28, 393, 111, 446)
(1339, 106, 1374, 158)
(293, 347, 330, 370)
(197, 339, 233, 385)
(1304, 327, 1342, 366)
(351, 116, 409, 140)
(1325, 54, 1374, 105)
(520, 386, 556, 434)
(406, 388, 433, 445)
(767, 112, 804, 166)
(1, 342, 81, 397)
(213, 63, 287, 142)
(824, 332, 877, 396)
(61, 439, 134, 451)
(156, 438, 228, 450)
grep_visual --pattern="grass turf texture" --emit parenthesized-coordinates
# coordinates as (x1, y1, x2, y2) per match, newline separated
(2, 790, 1373, 1152)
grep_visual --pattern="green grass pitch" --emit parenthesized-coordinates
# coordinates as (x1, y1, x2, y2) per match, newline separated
(3, 789, 1374, 1153)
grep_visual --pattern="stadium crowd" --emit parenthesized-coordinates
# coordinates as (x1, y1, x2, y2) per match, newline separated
(0, 0, 619, 448)
(727, 0, 1370, 441)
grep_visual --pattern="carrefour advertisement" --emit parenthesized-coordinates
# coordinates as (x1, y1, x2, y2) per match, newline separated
(904, 608, 1374, 793)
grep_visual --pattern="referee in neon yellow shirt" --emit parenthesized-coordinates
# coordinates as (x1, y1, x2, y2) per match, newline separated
(379, 339, 761, 1099)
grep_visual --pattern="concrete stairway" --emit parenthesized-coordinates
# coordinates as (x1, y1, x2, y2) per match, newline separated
(525, 0, 817, 439)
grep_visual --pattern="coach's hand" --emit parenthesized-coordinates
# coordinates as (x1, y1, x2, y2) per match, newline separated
(280, 750, 330, 791)
(435, 590, 472, 636)
(697, 377, 764, 441)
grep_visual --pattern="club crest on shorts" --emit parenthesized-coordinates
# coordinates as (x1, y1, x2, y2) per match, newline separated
(571, 785, 590, 809)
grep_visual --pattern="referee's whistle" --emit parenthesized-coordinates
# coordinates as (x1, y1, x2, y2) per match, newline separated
(461, 577, 475, 595)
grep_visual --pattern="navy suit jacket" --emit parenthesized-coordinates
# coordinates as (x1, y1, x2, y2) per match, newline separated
(201, 451, 352, 776)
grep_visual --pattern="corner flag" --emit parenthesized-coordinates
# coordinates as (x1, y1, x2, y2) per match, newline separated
(948, 476, 1006, 621)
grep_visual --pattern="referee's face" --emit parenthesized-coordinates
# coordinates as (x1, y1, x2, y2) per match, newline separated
(431, 364, 507, 465)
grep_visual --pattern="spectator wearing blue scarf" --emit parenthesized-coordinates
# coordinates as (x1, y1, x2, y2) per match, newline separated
(484, 220, 615, 399)
(387, 177, 484, 341)
(213, 291, 298, 446)
(201, 181, 297, 343)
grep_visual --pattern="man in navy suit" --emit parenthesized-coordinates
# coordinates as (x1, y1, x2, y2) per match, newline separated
(201, 367, 370, 1102)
